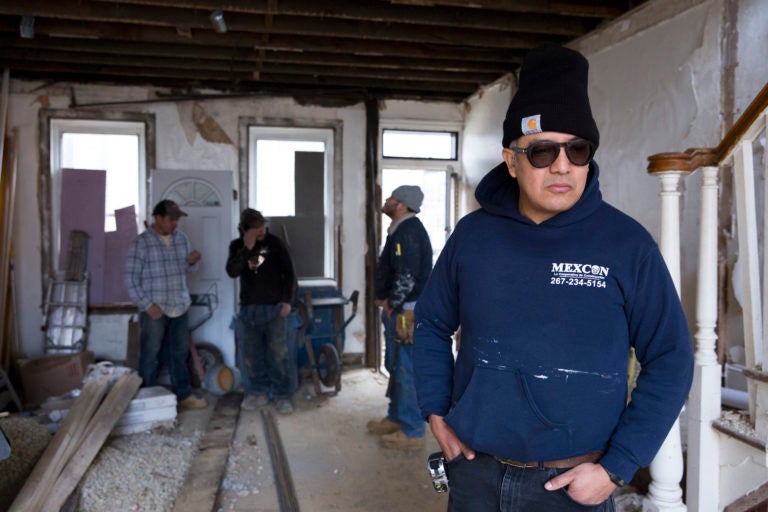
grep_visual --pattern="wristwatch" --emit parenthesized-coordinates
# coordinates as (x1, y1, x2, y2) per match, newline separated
(600, 464, 626, 487)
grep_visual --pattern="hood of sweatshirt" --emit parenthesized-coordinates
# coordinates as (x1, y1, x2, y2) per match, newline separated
(474, 159, 603, 227)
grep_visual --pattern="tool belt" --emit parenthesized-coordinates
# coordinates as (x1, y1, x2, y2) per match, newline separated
(494, 450, 602, 469)
(394, 310, 415, 344)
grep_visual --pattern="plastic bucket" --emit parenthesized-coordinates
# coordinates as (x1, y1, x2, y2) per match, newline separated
(203, 363, 241, 395)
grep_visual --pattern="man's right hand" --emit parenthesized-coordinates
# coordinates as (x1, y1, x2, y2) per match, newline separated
(243, 228, 259, 250)
(429, 414, 475, 462)
(146, 304, 163, 320)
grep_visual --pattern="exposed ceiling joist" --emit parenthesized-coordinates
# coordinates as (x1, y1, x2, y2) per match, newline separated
(0, 0, 647, 104)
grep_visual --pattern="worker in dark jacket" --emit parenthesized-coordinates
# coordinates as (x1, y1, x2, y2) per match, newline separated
(369, 185, 433, 449)
(414, 45, 693, 510)
(226, 208, 296, 415)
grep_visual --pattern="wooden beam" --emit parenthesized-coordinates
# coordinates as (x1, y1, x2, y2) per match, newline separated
(88, 0, 594, 36)
(0, 35, 513, 74)
(0, 47, 500, 84)
(172, 393, 240, 512)
(0, 59, 480, 94)
(0, 1, 562, 50)
(387, 0, 628, 18)
(0, 18, 527, 63)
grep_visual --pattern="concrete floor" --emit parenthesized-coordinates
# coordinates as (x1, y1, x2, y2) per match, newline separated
(217, 368, 447, 512)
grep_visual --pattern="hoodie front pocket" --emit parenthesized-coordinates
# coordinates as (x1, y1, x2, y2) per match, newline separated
(445, 366, 570, 460)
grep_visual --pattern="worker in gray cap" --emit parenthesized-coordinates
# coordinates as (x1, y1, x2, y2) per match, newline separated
(369, 185, 433, 449)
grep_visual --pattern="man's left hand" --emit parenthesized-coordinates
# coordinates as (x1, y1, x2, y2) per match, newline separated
(544, 462, 616, 505)
(188, 250, 201, 265)
(279, 302, 291, 318)
(381, 299, 394, 321)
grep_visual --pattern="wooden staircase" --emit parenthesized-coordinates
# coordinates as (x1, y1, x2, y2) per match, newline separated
(647, 82, 768, 511)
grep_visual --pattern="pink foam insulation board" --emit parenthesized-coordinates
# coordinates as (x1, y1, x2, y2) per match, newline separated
(102, 205, 138, 303)
(59, 169, 106, 304)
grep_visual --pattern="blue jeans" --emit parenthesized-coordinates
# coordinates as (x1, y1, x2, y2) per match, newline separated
(383, 314, 425, 438)
(235, 305, 291, 399)
(138, 311, 192, 401)
(445, 453, 616, 512)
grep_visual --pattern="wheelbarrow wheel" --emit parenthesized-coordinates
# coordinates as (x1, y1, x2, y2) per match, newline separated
(316, 342, 341, 388)
(195, 342, 224, 373)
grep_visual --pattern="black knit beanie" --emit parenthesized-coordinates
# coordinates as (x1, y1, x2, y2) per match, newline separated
(502, 44, 599, 149)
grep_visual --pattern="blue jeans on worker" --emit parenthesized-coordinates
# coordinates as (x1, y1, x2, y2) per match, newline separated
(445, 452, 615, 512)
(235, 304, 291, 399)
(383, 313, 425, 438)
(138, 311, 193, 401)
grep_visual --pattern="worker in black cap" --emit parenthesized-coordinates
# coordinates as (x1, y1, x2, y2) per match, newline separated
(413, 44, 693, 510)
(125, 199, 206, 410)
(226, 208, 296, 415)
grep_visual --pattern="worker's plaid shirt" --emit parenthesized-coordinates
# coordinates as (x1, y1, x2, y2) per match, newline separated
(124, 227, 196, 315)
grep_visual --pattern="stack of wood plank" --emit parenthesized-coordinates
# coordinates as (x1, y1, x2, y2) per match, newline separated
(43, 385, 177, 436)
(8, 372, 141, 511)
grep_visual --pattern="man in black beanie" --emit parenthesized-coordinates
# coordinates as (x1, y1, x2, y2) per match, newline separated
(413, 44, 693, 511)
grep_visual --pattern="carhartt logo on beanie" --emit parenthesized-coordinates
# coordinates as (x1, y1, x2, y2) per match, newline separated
(502, 44, 599, 149)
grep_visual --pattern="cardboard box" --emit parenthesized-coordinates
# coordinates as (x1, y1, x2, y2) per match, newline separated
(17, 351, 94, 406)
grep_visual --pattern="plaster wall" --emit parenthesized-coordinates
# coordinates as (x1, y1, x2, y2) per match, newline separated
(6, 85, 464, 363)
(460, 0, 768, 336)
(7, 88, 373, 359)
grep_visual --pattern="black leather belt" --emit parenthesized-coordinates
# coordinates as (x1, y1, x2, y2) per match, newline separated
(494, 450, 602, 469)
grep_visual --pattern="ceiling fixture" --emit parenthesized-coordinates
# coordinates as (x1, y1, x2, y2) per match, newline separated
(20, 15, 34, 39)
(209, 9, 227, 34)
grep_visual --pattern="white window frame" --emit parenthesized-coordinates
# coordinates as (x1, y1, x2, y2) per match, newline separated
(247, 125, 336, 278)
(379, 120, 463, 244)
(49, 119, 147, 269)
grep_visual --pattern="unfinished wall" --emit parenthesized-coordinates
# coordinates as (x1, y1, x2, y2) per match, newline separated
(460, 0, 768, 342)
(7, 87, 372, 361)
(6, 81, 466, 368)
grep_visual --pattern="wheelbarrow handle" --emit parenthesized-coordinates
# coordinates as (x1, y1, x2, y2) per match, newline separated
(340, 290, 359, 331)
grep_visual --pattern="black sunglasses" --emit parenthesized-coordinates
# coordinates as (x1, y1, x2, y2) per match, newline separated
(509, 139, 595, 168)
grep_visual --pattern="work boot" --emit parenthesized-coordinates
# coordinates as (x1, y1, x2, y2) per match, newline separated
(241, 394, 269, 411)
(275, 399, 294, 415)
(379, 430, 425, 450)
(178, 395, 208, 410)
(366, 417, 400, 435)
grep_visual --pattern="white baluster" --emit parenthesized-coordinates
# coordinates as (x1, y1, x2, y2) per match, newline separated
(733, 140, 761, 427)
(645, 171, 687, 512)
(686, 166, 721, 512)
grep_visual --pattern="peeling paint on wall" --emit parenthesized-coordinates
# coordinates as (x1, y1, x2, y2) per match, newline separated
(174, 102, 235, 146)
(193, 102, 233, 145)
(33, 95, 49, 109)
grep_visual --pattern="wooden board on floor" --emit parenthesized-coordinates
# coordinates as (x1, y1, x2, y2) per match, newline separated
(8, 376, 110, 512)
(172, 392, 241, 512)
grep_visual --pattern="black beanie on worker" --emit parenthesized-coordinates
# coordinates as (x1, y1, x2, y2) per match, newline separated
(502, 44, 599, 149)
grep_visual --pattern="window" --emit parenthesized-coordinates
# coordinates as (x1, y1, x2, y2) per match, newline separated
(379, 124, 462, 263)
(50, 119, 146, 260)
(40, 111, 155, 293)
(254, 139, 325, 217)
(382, 129, 458, 160)
(246, 125, 338, 278)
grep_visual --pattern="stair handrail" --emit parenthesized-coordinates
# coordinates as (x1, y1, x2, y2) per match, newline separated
(647, 81, 768, 173)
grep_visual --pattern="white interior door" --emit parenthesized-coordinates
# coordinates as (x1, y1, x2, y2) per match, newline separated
(151, 169, 236, 367)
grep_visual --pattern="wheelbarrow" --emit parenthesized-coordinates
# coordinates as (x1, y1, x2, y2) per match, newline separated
(295, 284, 359, 395)
(187, 283, 226, 388)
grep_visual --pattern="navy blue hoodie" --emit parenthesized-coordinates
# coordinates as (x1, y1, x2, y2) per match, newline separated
(413, 161, 693, 483)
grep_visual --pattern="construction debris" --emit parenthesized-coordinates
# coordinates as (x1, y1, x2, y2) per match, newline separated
(0, 417, 51, 511)
(8, 372, 141, 511)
